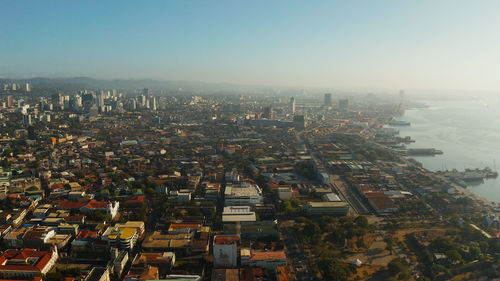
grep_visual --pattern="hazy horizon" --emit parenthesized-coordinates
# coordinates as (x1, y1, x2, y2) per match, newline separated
(2, 0, 500, 92)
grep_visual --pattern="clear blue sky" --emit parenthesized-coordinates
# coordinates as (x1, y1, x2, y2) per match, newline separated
(1, 0, 499, 91)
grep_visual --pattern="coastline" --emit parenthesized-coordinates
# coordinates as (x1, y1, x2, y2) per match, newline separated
(398, 98, 500, 205)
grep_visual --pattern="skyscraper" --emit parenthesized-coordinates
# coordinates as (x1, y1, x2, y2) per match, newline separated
(339, 99, 348, 111)
(27, 126, 36, 140)
(263, 106, 274, 119)
(152, 96, 157, 111)
(290, 97, 296, 115)
(51, 93, 60, 106)
(324, 93, 332, 107)
(7, 95, 13, 108)
(293, 115, 306, 129)
(97, 92, 104, 108)
(25, 83, 31, 92)
(23, 114, 32, 126)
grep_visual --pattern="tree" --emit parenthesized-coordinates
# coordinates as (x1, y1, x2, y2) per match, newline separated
(385, 237, 395, 254)
(388, 258, 408, 276)
(445, 249, 462, 264)
(319, 257, 356, 281)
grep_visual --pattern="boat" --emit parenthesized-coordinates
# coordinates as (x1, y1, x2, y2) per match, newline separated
(388, 120, 411, 126)
(461, 172, 484, 182)
(406, 148, 443, 156)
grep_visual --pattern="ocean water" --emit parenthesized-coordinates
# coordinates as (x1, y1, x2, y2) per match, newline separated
(394, 97, 500, 203)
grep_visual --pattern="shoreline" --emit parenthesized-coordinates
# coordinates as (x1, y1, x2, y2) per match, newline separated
(398, 101, 500, 206)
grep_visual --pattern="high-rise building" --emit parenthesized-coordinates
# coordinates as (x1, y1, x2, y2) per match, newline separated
(11, 84, 17, 91)
(152, 96, 157, 111)
(289, 97, 296, 115)
(324, 93, 332, 107)
(25, 83, 31, 92)
(263, 106, 274, 119)
(27, 126, 36, 140)
(51, 93, 61, 106)
(74, 95, 83, 109)
(97, 92, 104, 108)
(23, 114, 32, 126)
(7, 95, 13, 107)
(339, 99, 348, 111)
(293, 115, 306, 129)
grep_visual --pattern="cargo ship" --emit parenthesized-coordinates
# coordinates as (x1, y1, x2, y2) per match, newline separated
(436, 168, 498, 183)
(388, 120, 411, 126)
(405, 148, 443, 156)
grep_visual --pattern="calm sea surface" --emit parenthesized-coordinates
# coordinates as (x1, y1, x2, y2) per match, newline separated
(394, 97, 500, 203)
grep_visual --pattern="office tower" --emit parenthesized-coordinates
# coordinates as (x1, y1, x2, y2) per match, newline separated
(293, 115, 306, 129)
(25, 83, 31, 92)
(263, 106, 274, 119)
(339, 99, 348, 111)
(132, 99, 137, 110)
(27, 126, 36, 140)
(7, 95, 13, 107)
(23, 114, 32, 126)
(324, 93, 332, 107)
(141, 95, 146, 107)
(142, 88, 149, 96)
(152, 96, 157, 111)
(290, 97, 296, 115)
(89, 105, 98, 116)
(39, 100, 46, 112)
(51, 93, 60, 106)
(74, 95, 83, 109)
(12, 84, 17, 91)
(97, 92, 104, 108)
(59, 95, 65, 108)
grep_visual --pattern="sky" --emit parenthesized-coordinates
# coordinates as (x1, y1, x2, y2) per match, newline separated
(1, 0, 500, 92)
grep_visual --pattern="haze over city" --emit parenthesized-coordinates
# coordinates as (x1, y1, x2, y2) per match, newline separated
(2, 1, 500, 281)
(2, 0, 500, 92)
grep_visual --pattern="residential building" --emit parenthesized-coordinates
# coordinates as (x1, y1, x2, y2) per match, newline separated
(213, 235, 239, 268)
(240, 249, 286, 269)
(224, 182, 262, 206)
(0, 248, 58, 278)
(222, 206, 256, 223)
(303, 201, 349, 216)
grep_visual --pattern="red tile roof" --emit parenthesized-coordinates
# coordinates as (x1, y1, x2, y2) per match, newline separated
(85, 200, 108, 209)
(214, 235, 239, 245)
(0, 249, 54, 272)
(250, 251, 286, 261)
(57, 201, 86, 209)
